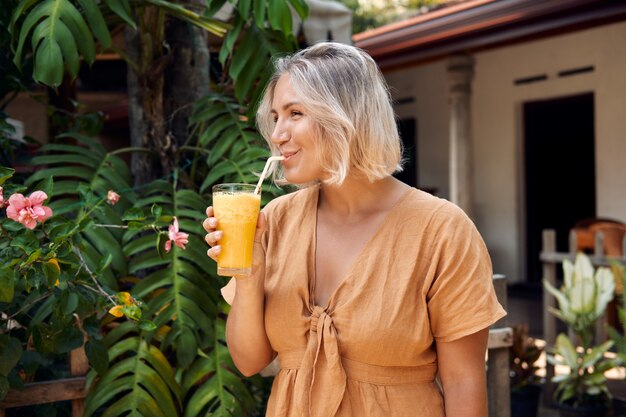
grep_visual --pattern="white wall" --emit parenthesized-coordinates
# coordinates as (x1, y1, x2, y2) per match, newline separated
(386, 61, 450, 197)
(383, 21, 626, 284)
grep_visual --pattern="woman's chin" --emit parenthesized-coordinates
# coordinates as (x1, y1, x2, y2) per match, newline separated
(284, 172, 317, 185)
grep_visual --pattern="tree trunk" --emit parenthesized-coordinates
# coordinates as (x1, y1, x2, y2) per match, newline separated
(164, 0, 210, 151)
(126, 3, 209, 188)
(125, 24, 155, 187)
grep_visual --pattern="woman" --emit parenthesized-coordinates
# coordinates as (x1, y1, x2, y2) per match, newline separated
(203, 42, 506, 417)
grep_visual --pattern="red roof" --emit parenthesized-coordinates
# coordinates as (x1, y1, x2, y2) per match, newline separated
(353, 0, 626, 69)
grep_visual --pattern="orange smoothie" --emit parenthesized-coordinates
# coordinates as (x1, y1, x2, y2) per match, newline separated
(212, 186, 261, 276)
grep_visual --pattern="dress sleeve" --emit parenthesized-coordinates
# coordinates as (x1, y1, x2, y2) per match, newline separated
(426, 204, 507, 342)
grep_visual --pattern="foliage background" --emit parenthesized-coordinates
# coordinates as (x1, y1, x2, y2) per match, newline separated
(0, 0, 306, 415)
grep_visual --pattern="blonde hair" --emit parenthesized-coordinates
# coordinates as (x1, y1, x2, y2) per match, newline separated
(256, 42, 403, 185)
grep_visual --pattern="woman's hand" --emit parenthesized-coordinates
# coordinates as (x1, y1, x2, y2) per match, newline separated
(203, 206, 222, 260)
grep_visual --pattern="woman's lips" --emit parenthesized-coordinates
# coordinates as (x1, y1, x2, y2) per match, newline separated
(282, 150, 300, 162)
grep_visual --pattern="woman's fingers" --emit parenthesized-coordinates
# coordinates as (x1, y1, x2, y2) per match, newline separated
(205, 230, 222, 246)
(206, 245, 221, 261)
(202, 216, 218, 233)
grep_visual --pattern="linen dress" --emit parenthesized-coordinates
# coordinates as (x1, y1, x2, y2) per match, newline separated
(232, 184, 506, 417)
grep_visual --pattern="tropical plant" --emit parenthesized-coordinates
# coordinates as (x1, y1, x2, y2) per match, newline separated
(543, 252, 619, 408)
(608, 263, 626, 360)
(2, 0, 308, 415)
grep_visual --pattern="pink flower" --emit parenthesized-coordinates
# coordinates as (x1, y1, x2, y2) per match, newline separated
(6, 191, 53, 229)
(165, 216, 189, 252)
(107, 190, 120, 205)
(0, 186, 5, 208)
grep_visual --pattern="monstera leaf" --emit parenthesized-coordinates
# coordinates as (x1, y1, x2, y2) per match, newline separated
(9, 0, 227, 88)
(11, 0, 111, 87)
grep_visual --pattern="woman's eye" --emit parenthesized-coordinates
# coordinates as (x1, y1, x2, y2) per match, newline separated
(291, 111, 302, 117)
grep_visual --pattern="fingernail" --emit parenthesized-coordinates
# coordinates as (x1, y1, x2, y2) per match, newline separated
(215, 231, 223, 239)
(209, 219, 217, 227)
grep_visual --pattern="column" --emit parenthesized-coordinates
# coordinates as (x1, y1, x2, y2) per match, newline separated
(447, 53, 475, 217)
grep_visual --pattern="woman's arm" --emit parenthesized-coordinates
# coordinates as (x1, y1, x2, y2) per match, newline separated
(225, 274, 275, 376)
(436, 328, 490, 417)
(204, 208, 275, 376)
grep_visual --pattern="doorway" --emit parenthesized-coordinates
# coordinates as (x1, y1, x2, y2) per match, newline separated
(523, 93, 596, 284)
(395, 118, 417, 188)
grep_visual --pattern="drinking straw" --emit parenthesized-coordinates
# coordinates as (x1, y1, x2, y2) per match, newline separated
(254, 156, 285, 195)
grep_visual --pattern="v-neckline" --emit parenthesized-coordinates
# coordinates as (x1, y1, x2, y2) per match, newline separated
(308, 185, 413, 310)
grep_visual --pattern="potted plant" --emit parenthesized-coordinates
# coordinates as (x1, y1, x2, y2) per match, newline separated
(544, 252, 620, 417)
(510, 324, 544, 417)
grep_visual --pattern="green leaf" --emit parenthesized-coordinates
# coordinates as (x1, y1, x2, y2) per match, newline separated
(268, 0, 291, 33)
(157, 232, 167, 259)
(0, 167, 15, 185)
(288, 0, 309, 20)
(76, 0, 111, 47)
(34, 175, 54, 199)
(123, 207, 146, 221)
(0, 335, 23, 376)
(13, 0, 98, 87)
(85, 340, 110, 375)
(582, 340, 614, 368)
(104, 0, 136, 29)
(43, 259, 61, 287)
(253, 0, 266, 28)
(138, 320, 157, 332)
(61, 291, 79, 315)
(151, 203, 162, 220)
(176, 326, 197, 368)
(0, 375, 9, 402)
(97, 253, 114, 274)
(0, 269, 15, 303)
(554, 334, 578, 369)
(34, 36, 64, 87)
(55, 327, 84, 353)
(238, 0, 251, 18)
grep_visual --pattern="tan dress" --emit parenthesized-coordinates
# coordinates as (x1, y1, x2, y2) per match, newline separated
(248, 185, 506, 417)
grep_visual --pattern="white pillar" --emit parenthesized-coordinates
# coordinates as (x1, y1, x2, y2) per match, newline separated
(447, 53, 475, 217)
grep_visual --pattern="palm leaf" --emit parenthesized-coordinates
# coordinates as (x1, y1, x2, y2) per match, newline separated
(84, 322, 181, 417)
(123, 181, 218, 369)
(189, 94, 277, 193)
(181, 316, 258, 417)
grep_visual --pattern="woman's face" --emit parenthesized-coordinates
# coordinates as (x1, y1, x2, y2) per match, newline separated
(270, 74, 326, 184)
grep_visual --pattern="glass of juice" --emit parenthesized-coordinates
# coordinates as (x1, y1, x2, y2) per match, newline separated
(212, 183, 261, 276)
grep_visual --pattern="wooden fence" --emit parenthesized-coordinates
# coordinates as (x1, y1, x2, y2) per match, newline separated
(0, 345, 88, 416)
(541, 227, 626, 406)
(488, 274, 513, 417)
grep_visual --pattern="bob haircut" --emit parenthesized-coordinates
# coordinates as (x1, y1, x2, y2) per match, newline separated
(256, 42, 403, 185)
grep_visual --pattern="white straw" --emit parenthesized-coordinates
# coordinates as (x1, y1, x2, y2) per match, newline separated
(254, 156, 285, 195)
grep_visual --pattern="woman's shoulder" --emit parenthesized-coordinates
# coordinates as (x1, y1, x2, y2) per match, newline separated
(402, 188, 457, 214)
(401, 188, 475, 229)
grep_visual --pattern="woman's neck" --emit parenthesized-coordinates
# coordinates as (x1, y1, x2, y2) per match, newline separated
(318, 175, 408, 220)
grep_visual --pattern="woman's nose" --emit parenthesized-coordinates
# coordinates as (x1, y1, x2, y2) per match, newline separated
(271, 123, 289, 145)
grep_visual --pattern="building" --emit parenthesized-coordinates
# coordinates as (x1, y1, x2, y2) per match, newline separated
(354, 0, 626, 285)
